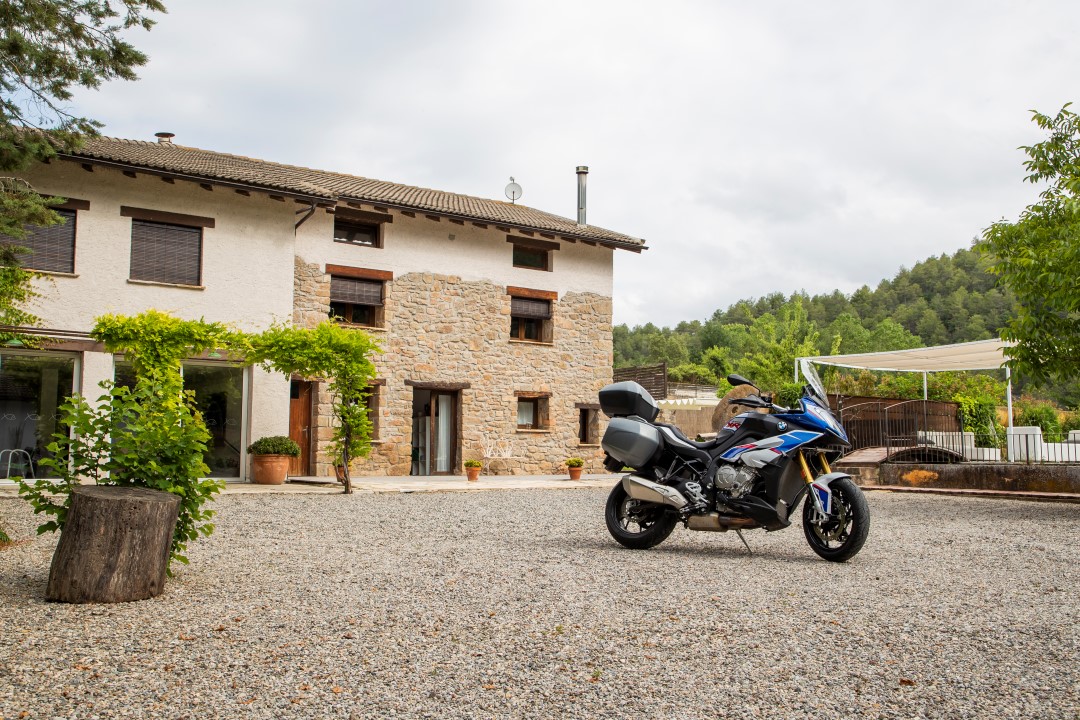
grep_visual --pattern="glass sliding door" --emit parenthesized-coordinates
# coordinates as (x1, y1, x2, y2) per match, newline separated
(0, 352, 76, 480)
(183, 363, 245, 479)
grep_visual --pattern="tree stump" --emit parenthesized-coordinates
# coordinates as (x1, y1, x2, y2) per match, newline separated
(46, 485, 181, 604)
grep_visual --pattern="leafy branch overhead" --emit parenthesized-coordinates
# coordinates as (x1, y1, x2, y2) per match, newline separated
(978, 103, 1080, 384)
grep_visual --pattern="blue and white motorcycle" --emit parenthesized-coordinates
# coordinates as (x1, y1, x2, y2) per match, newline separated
(599, 360, 869, 561)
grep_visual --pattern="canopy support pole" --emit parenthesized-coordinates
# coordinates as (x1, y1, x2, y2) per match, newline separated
(922, 372, 928, 400)
(1005, 367, 1013, 428)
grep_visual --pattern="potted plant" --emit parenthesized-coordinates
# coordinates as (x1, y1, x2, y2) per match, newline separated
(566, 457, 584, 481)
(248, 436, 301, 485)
(464, 459, 482, 482)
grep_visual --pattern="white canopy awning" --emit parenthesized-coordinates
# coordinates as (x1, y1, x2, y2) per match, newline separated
(800, 338, 1015, 373)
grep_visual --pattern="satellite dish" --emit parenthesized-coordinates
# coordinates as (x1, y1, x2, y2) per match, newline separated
(504, 177, 522, 203)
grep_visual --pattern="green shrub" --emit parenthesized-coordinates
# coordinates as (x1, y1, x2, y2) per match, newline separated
(463, 459, 482, 468)
(248, 436, 301, 456)
(776, 382, 804, 409)
(1061, 411, 1080, 439)
(565, 457, 585, 468)
(1017, 400, 1063, 442)
(18, 379, 221, 571)
(955, 394, 1005, 449)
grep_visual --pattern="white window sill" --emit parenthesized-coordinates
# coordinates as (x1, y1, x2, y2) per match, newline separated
(33, 270, 78, 278)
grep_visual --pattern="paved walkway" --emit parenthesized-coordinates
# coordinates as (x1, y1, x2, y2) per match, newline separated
(222, 473, 620, 495)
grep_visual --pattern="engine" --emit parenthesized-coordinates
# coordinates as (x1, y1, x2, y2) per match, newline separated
(714, 464, 758, 499)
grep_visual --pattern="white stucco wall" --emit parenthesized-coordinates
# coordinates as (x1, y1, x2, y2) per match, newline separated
(20, 161, 296, 333)
(295, 210, 615, 298)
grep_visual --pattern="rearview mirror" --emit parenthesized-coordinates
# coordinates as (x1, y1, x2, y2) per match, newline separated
(727, 374, 756, 389)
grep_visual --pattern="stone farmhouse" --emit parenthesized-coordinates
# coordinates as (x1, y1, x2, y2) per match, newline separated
(2, 134, 645, 482)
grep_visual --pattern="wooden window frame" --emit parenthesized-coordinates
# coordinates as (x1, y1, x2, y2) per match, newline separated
(364, 381, 383, 441)
(18, 207, 78, 274)
(508, 236, 559, 272)
(128, 218, 204, 287)
(329, 273, 386, 329)
(508, 287, 556, 344)
(334, 218, 383, 249)
(578, 407, 600, 445)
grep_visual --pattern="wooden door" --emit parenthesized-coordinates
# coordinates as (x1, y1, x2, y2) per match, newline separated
(288, 381, 312, 476)
(428, 391, 457, 475)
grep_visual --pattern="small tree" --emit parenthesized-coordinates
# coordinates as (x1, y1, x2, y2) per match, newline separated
(247, 321, 380, 494)
(17, 310, 234, 569)
(978, 103, 1080, 384)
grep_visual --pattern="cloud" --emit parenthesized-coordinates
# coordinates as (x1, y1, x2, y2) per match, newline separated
(68, 0, 1080, 328)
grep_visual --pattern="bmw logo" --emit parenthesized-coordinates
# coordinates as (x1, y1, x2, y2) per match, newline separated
(777, 421, 788, 431)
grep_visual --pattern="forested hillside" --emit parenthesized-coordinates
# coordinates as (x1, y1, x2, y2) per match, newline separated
(614, 246, 1035, 399)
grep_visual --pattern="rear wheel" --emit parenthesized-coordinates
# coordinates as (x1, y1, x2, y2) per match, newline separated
(605, 481, 677, 550)
(802, 477, 869, 562)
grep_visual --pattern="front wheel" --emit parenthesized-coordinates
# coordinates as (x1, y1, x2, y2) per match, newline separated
(802, 477, 869, 562)
(605, 481, 677, 550)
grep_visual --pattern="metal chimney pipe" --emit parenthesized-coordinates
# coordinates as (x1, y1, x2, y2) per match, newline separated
(576, 166, 588, 225)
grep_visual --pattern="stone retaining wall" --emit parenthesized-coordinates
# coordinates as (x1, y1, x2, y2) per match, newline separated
(878, 462, 1080, 494)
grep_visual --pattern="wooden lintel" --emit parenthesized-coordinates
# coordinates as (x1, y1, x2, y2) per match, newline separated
(200, 183, 214, 191)
(472, 222, 489, 229)
(449, 218, 464, 225)
(122, 170, 137, 178)
(121, 206, 215, 228)
(336, 208, 393, 225)
(424, 214, 442, 222)
(404, 380, 471, 390)
(507, 236, 560, 252)
(515, 390, 552, 399)
(575, 402, 601, 410)
(81, 163, 94, 172)
(506, 286, 558, 301)
(52, 198, 90, 211)
(235, 188, 250, 196)
(325, 264, 394, 281)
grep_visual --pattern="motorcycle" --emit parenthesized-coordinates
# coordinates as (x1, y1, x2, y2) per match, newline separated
(599, 360, 869, 562)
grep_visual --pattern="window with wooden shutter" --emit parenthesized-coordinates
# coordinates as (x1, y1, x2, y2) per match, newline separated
(19, 209, 76, 273)
(329, 275, 384, 327)
(129, 219, 202, 286)
(509, 293, 554, 343)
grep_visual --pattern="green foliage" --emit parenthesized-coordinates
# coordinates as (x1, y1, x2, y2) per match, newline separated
(1061, 411, 1080, 437)
(0, 525, 9, 544)
(776, 382, 804, 409)
(977, 104, 1080, 384)
(247, 435, 300, 457)
(0, 241, 42, 344)
(565, 457, 584, 468)
(955, 394, 1005, 449)
(1016, 398, 1064, 441)
(463, 459, 482, 468)
(247, 321, 380, 493)
(93, 310, 237, 385)
(667, 363, 718, 385)
(733, 297, 819, 393)
(1, 1, 165, 234)
(17, 379, 220, 570)
(17, 311, 232, 571)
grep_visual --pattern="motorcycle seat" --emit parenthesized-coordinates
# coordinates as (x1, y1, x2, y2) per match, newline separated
(654, 422, 723, 450)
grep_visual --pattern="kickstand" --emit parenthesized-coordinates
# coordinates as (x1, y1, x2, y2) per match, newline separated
(735, 529, 752, 555)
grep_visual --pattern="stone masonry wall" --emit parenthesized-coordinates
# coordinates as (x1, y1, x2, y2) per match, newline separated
(294, 257, 613, 476)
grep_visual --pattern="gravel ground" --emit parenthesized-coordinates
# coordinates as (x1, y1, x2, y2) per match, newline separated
(1, 487, 1077, 720)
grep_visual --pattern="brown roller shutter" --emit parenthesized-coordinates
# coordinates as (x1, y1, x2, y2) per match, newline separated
(130, 220, 202, 286)
(330, 275, 383, 306)
(510, 296, 551, 319)
(19, 209, 76, 273)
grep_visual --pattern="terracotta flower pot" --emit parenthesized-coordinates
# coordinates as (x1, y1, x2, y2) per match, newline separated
(568, 466, 583, 481)
(251, 455, 291, 485)
(465, 466, 481, 482)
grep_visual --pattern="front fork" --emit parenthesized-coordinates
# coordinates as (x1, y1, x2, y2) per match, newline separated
(798, 450, 832, 521)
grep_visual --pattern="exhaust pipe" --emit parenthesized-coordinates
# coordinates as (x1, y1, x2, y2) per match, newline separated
(622, 475, 688, 509)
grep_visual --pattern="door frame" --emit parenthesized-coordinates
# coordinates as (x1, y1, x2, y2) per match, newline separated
(288, 379, 313, 476)
(428, 390, 459, 475)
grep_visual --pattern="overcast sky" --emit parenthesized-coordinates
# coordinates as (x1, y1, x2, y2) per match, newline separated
(71, 0, 1079, 327)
